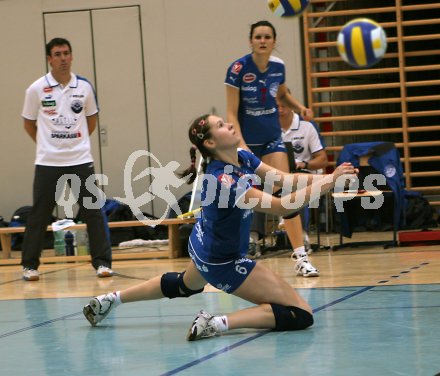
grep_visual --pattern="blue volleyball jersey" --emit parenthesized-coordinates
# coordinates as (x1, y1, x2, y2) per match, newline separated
(189, 149, 262, 263)
(225, 54, 285, 145)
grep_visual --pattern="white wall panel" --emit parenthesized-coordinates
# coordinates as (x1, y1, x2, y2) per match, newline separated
(0, 0, 304, 219)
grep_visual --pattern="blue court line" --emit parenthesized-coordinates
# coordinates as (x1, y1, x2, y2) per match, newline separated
(159, 286, 376, 376)
(0, 262, 431, 371)
(160, 261, 431, 376)
(0, 312, 82, 339)
(312, 285, 375, 313)
(159, 331, 270, 375)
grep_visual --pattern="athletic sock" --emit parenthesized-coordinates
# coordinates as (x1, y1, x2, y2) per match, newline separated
(294, 246, 308, 259)
(111, 291, 122, 307)
(213, 315, 229, 333)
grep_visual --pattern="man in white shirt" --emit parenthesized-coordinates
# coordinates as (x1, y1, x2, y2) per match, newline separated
(21, 38, 113, 281)
(280, 112, 327, 174)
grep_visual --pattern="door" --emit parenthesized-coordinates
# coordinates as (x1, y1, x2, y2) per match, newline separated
(44, 6, 153, 217)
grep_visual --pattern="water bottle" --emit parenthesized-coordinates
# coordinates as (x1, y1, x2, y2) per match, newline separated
(64, 230, 75, 256)
(76, 222, 89, 256)
(54, 230, 65, 256)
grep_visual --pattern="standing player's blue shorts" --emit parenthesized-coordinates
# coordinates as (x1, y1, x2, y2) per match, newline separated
(248, 136, 287, 159)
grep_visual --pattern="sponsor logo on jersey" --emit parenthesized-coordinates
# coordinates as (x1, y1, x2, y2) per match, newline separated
(218, 173, 235, 188)
(231, 61, 243, 74)
(245, 108, 276, 116)
(51, 132, 81, 139)
(243, 73, 256, 83)
(71, 99, 83, 114)
(43, 109, 57, 115)
(269, 73, 283, 77)
(43, 87, 53, 93)
(269, 82, 280, 97)
(42, 100, 56, 107)
(241, 86, 257, 92)
(292, 141, 305, 154)
(71, 94, 84, 98)
(243, 97, 259, 104)
(52, 115, 78, 129)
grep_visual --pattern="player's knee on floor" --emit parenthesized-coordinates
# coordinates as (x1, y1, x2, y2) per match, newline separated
(161, 272, 204, 299)
(270, 303, 314, 331)
(272, 189, 300, 220)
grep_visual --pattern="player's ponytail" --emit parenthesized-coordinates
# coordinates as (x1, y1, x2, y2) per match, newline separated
(178, 114, 213, 184)
(179, 146, 198, 184)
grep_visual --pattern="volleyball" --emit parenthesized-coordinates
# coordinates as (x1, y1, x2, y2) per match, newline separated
(267, 0, 310, 17)
(337, 18, 387, 68)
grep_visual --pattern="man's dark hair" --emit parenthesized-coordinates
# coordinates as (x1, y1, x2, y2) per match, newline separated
(46, 38, 72, 57)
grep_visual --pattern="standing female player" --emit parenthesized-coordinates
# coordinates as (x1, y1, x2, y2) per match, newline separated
(225, 20, 318, 276)
(83, 114, 356, 341)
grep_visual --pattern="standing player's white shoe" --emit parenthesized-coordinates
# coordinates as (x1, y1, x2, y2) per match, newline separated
(96, 265, 114, 278)
(83, 293, 115, 326)
(293, 255, 320, 277)
(23, 268, 40, 281)
(187, 310, 220, 341)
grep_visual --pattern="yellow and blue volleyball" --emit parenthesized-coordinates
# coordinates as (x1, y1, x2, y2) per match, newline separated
(267, 0, 310, 17)
(337, 18, 387, 68)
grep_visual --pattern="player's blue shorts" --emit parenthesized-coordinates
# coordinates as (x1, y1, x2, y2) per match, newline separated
(188, 245, 256, 294)
(248, 136, 286, 158)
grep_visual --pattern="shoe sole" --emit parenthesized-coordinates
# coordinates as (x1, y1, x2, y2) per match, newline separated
(297, 271, 320, 277)
(97, 272, 113, 278)
(186, 327, 197, 341)
(186, 325, 215, 341)
(23, 276, 39, 281)
(83, 305, 97, 326)
(83, 298, 100, 326)
(186, 313, 218, 341)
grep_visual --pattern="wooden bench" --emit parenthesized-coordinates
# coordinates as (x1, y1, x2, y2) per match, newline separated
(0, 218, 195, 266)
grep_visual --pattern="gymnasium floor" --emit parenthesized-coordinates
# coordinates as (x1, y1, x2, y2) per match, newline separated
(0, 233, 439, 376)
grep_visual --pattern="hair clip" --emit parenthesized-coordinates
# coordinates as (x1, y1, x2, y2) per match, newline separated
(192, 128, 204, 140)
(198, 119, 206, 127)
(191, 128, 205, 140)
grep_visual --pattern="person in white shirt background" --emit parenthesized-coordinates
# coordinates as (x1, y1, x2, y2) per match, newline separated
(20, 38, 113, 281)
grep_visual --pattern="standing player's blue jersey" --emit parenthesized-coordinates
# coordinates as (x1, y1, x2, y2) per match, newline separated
(225, 54, 285, 145)
(189, 149, 262, 263)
